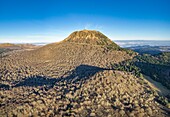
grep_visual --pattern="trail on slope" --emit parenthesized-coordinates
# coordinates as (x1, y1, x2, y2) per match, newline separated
(143, 75, 170, 96)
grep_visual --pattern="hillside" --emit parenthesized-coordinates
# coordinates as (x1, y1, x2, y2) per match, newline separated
(0, 30, 170, 117)
(64, 30, 120, 49)
(112, 52, 170, 89)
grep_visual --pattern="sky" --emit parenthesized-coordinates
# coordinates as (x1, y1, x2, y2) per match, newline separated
(0, 0, 170, 43)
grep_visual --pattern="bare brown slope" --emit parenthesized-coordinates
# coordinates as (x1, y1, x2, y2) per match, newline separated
(64, 30, 119, 48)
(0, 41, 135, 84)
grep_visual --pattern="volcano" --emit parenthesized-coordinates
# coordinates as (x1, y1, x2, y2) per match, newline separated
(0, 30, 169, 117)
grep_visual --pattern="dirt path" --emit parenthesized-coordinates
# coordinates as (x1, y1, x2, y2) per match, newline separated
(144, 75, 170, 96)
(143, 75, 170, 96)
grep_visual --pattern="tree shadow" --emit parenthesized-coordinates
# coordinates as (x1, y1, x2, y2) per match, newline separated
(135, 62, 170, 86)
(12, 64, 107, 88)
(0, 83, 10, 89)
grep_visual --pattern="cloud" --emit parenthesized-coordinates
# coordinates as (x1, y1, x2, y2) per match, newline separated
(83, 23, 103, 31)
(95, 24, 103, 30)
(84, 23, 92, 29)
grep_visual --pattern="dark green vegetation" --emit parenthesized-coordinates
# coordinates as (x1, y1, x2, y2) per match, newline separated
(136, 53, 170, 88)
(112, 52, 170, 89)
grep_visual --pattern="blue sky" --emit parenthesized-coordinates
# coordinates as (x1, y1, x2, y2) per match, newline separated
(0, 0, 170, 43)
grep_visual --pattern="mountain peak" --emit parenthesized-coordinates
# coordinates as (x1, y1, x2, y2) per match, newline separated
(64, 30, 118, 47)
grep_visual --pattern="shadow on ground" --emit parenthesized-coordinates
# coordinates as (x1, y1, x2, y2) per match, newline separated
(10, 64, 108, 88)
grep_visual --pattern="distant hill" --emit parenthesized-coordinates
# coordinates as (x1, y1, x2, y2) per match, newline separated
(0, 43, 39, 49)
(0, 43, 19, 48)
(127, 45, 170, 55)
(0, 43, 40, 55)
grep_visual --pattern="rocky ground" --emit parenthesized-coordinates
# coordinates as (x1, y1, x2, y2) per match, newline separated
(0, 30, 170, 116)
(1, 69, 167, 117)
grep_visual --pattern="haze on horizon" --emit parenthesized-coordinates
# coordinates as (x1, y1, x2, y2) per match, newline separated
(0, 0, 170, 43)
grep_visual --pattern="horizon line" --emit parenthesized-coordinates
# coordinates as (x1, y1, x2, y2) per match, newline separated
(0, 39, 170, 44)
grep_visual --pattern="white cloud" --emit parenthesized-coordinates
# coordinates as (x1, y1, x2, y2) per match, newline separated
(84, 23, 92, 29)
(83, 23, 103, 31)
(95, 24, 103, 30)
